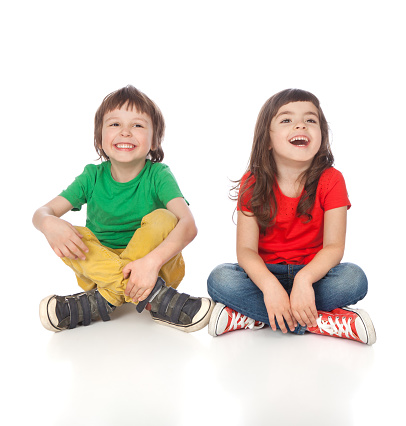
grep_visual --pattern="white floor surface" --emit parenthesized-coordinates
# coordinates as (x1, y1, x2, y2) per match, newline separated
(3, 293, 403, 426)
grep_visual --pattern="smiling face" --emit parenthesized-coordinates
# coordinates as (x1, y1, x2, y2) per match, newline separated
(101, 104, 154, 178)
(269, 101, 322, 169)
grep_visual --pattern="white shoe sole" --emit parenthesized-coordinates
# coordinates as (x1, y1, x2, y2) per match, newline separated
(208, 302, 226, 337)
(39, 295, 62, 332)
(343, 307, 376, 345)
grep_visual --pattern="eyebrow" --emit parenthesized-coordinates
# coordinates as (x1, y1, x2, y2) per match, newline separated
(275, 110, 319, 119)
(104, 116, 149, 123)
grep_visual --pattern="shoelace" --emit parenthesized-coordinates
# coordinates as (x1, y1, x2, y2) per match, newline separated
(316, 315, 357, 339)
(228, 311, 263, 331)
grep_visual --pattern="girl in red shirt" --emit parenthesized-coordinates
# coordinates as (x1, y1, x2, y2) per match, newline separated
(207, 89, 376, 345)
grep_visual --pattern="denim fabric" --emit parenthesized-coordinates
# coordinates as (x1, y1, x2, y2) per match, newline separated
(207, 262, 368, 335)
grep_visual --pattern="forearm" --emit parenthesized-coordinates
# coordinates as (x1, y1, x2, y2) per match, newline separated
(237, 247, 281, 292)
(32, 206, 56, 233)
(295, 244, 344, 284)
(33, 196, 72, 233)
(296, 206, 347, 285)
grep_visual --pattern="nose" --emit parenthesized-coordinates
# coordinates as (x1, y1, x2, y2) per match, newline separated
(120, 125, 132, 136)
(295, 120, 307, 129)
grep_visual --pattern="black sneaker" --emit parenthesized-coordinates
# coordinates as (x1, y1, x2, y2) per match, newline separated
(39, 288, 115, 332)
(137, 277, 214, 333)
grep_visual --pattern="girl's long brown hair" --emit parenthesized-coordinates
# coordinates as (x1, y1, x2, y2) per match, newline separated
(234, 89, 334, 233)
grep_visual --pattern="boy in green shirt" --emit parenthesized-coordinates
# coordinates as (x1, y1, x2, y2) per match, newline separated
(33, 85, 213, 333)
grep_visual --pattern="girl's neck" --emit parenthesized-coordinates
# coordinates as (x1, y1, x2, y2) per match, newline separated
(275, 162, 308, 198)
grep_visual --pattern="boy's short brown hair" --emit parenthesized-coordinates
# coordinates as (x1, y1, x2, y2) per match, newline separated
(94, 85, 165, 162)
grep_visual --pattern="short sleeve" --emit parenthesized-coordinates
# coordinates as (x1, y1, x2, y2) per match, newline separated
(153, 164, 188, 206)
(319, 168, 351, 211)
(59, 165, 97, 211)
(237, 172, 255, 212)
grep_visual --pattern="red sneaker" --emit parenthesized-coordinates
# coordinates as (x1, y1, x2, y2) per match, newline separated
(208, 303, 265, 337)
(307, 307, 376, 345)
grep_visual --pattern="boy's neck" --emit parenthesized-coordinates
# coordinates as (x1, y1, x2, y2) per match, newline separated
(110, 159, 147, 183)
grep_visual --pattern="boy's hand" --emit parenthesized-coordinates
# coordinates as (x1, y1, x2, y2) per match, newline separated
(290, 278, 318, 328)
(42, 216, 88, 260)
(263, 284, 297, 333)
(123, 256, 161, 304)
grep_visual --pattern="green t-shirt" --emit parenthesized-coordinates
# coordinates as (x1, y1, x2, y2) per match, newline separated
(59, 160, 185, 249)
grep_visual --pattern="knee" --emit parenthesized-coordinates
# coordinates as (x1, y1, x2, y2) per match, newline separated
(207, 263, 241, 296)
(207, 264, 225, 289)
(345, 263, 367, 287)
(339, 262, 368, 295)
(141, 209, 178, 230)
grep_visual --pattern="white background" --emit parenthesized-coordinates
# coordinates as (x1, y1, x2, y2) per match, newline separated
(1, 1, 405, 425)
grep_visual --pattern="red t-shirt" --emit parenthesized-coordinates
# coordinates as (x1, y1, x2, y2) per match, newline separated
(238, 167, 351, 265)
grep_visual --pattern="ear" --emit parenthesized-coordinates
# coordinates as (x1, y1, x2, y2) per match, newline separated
(150, 133, 157, 151)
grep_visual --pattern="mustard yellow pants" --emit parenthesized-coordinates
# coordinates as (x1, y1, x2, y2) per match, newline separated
(61, 209, 185, 306)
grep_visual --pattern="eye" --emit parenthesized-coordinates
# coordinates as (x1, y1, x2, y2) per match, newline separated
(133, 123, 143, 128)
(306, 119, 318, 124)
(109, 123, 120, 127)
(281, 118, 291, 123)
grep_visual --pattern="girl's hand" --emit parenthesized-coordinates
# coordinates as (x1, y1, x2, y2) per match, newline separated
(290, 278, 318, 328)
(263, 285, 297, 333)
(123, 256, 161, 303)
(42, 216, 88, 260)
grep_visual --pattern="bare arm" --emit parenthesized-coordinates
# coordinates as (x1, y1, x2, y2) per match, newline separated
(237, 211, 297, 333)
(32, 196, 89, 260)
(290, 206, 347, 327)
(124, 198, 198, 302)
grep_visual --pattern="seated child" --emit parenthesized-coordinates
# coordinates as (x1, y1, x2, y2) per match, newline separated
(207, 88, 376, 345)
(33, 85, 213, 333)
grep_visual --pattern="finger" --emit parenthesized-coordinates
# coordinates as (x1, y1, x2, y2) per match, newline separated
(276, 314, 288, 333)
(66, 241, 86, 260)
(53, 247, 64, 258)
(285, 311, 297, 332)
(306, 307, 319, 328)
(72, 226, 84, 239)
(60, 245, 79, 260)
(268, 313, 277, 331)
(76, 239, 89, 254)
(132, 287, 146, 302)
(129, 282, 145, 299)
(69, 234, 89, 255)
(123, 264, 131, 276)
(291, 311, 298, 329)
(137, 288, 152, 303)
(299, 310, 314, 328)
(292, 310, 306, 327)
(124, 281, 134, 296)
(311, 305, 319, 326)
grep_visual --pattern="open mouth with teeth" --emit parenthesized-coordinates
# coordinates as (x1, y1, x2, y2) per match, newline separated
(115, 143, 136, 150)
(289, 136, 309, 147)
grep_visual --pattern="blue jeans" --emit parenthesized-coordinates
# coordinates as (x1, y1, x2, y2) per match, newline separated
(207, 262, 368, 334)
